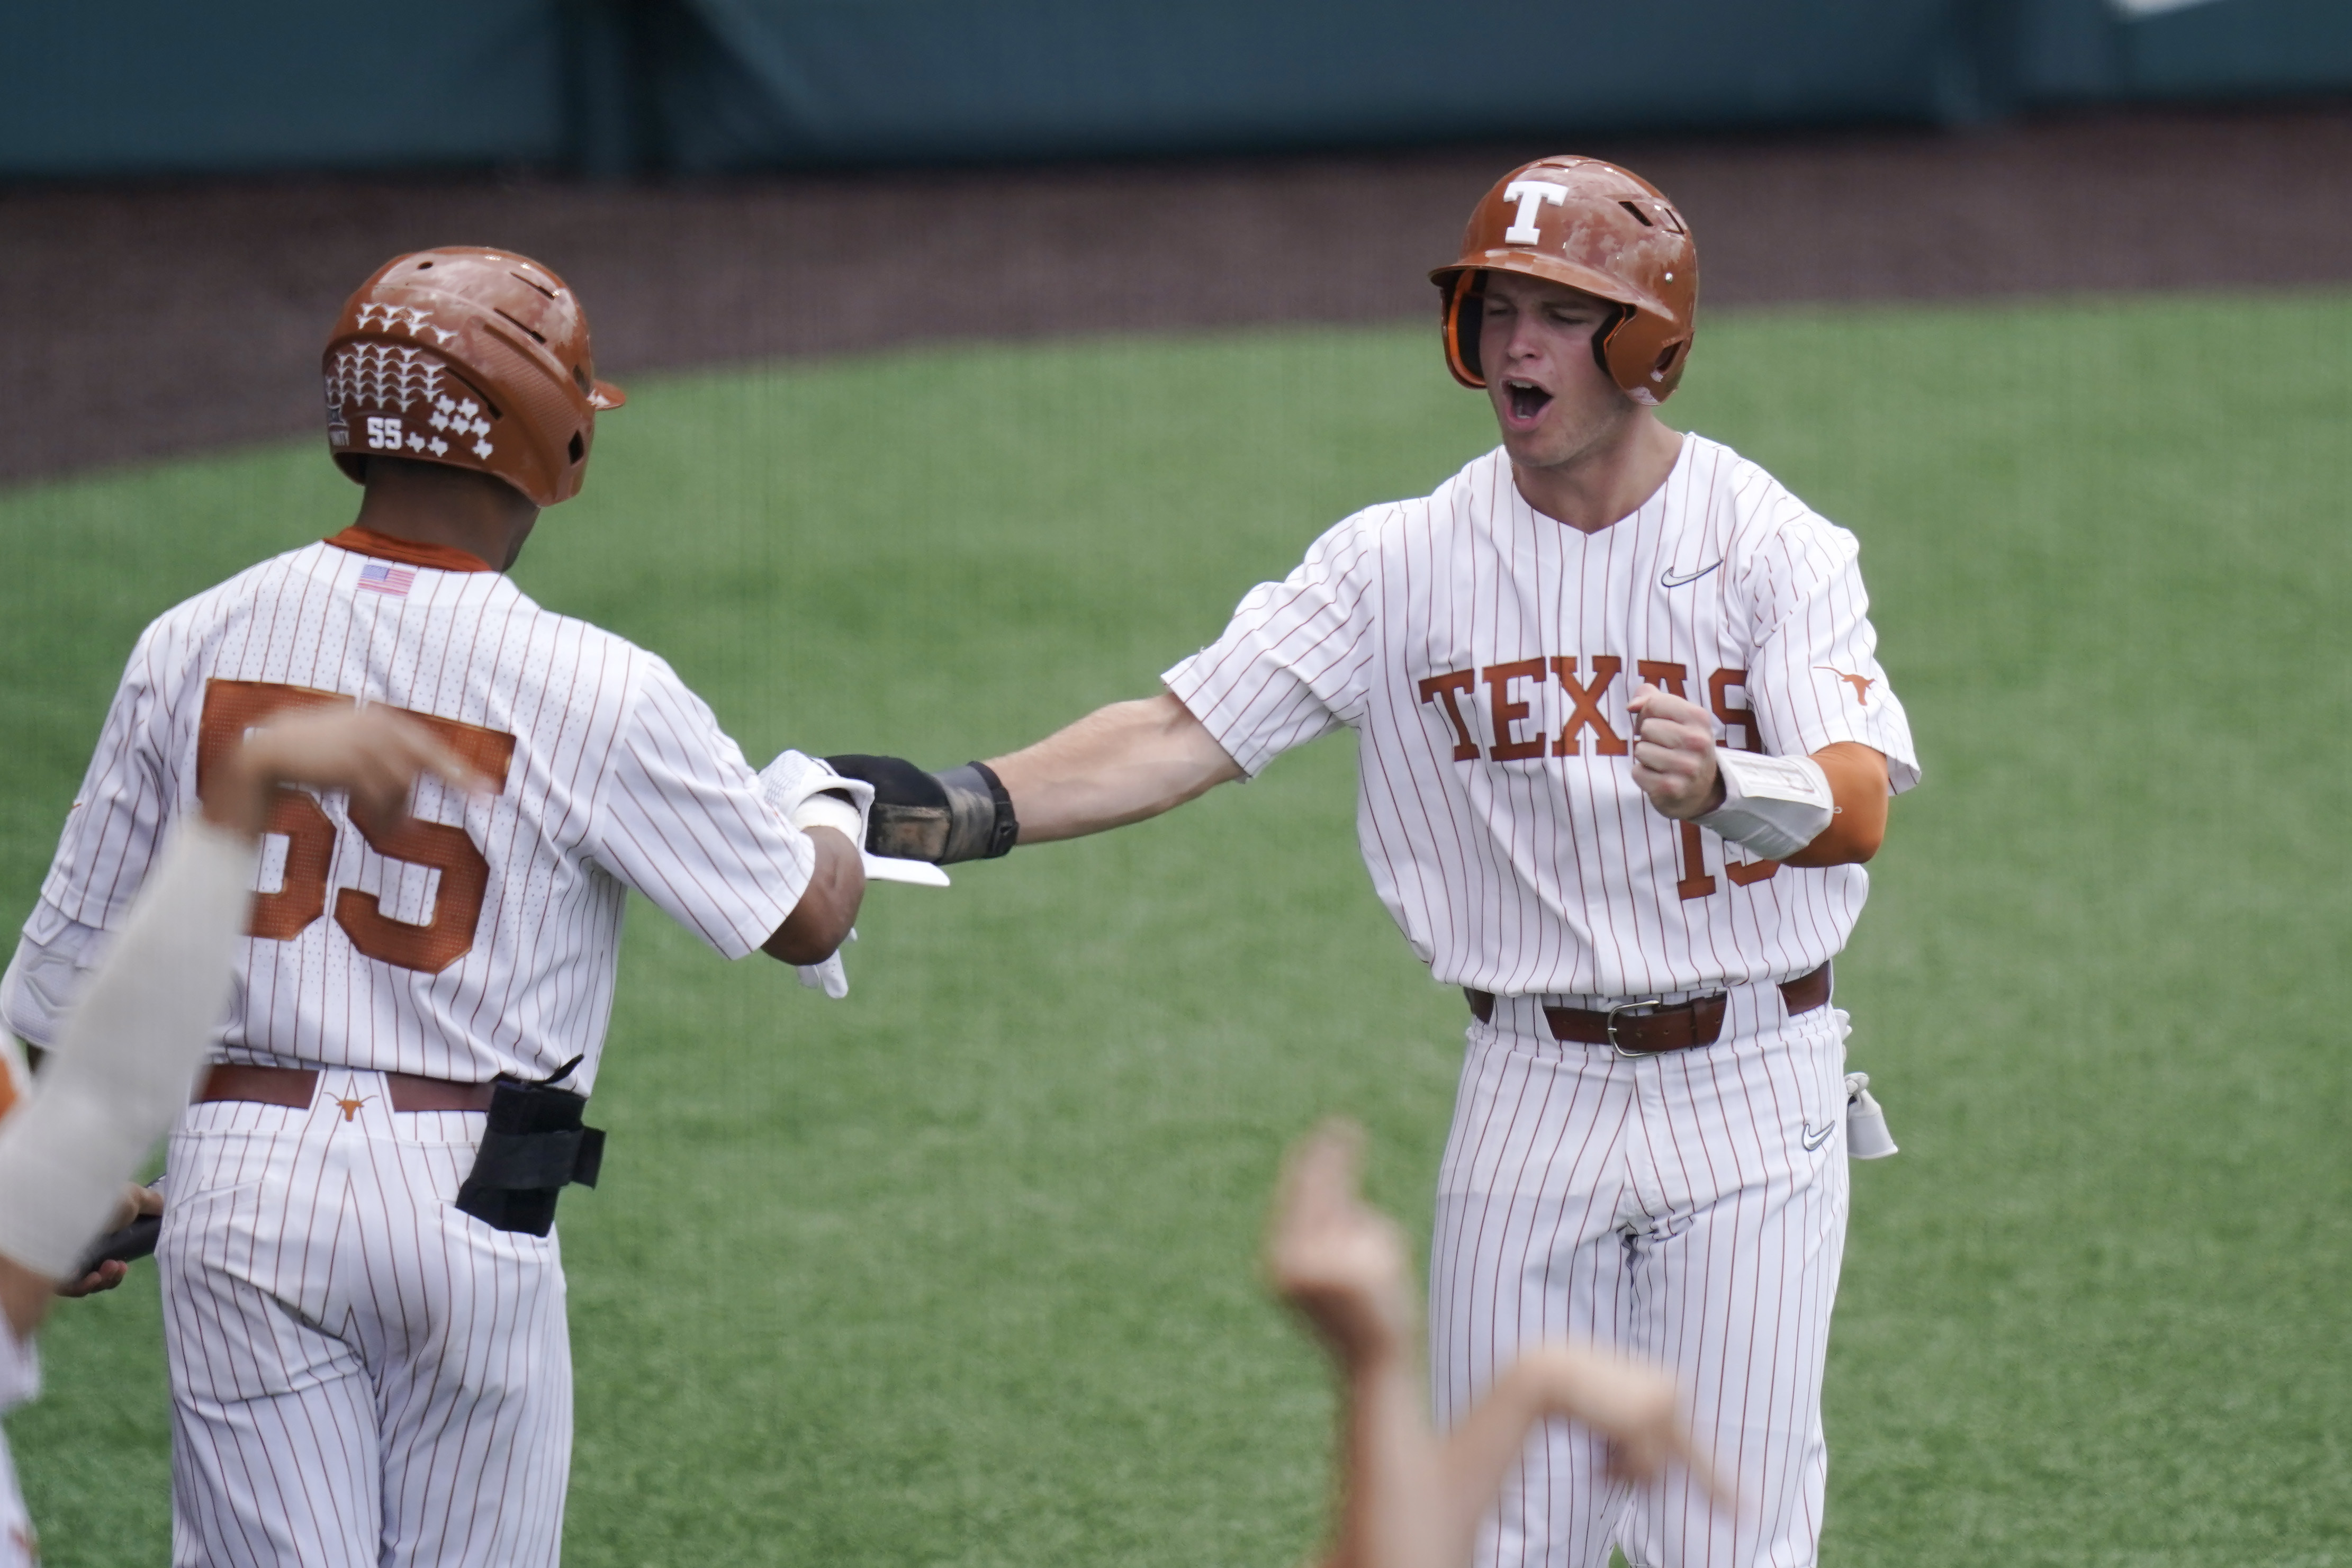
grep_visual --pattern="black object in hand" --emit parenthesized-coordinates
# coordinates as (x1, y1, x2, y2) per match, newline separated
(71, 1213, 162, 1281)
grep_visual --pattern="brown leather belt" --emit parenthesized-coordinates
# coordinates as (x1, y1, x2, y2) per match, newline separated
(1465, 961, 1831, 1057)
(197, 1064, 494, 1114)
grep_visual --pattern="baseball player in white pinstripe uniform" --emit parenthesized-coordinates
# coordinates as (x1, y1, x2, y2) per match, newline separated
(1, 249, 869, 1566)
(833, 156, 1918, 1566)
(0, 707, 480, 1568)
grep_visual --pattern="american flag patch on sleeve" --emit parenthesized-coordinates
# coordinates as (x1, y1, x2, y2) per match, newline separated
(356, 562, 417, 597)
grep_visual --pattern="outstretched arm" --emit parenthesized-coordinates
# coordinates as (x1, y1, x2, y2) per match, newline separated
(828, 691, 1241, 863)
(985, 693, 1241, 844)
(1267, 1121, 1722, 1568)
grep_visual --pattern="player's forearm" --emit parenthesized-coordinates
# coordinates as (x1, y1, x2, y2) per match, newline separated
(1778, 742, 1888, 867)
(763, 828, 865, 965)
(986, 695, 1242, 845)
(1635, 687, 1889, 867)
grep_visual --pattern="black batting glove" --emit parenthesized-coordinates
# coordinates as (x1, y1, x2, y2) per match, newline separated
(824, 755, 1018, 863)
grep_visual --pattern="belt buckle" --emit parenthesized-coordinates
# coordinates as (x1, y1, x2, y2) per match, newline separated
(1606, 997, 1668, 1058)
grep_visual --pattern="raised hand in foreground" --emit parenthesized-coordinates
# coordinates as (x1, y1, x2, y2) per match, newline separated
(1266, 1121, 1728, 1568)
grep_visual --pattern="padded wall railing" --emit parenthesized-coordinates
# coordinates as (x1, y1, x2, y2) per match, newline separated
(2, 0, 2346, 179)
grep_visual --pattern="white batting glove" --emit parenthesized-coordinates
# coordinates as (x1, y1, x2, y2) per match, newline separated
(1844, 1071, 1898, 1159)
(797, 927, 854, 1001)
(759, 749, 875, 846)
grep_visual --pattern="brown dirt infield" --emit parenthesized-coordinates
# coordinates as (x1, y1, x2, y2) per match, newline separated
(3, 100, 2348, 488)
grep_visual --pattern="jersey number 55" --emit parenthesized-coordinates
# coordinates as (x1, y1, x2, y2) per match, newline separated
(196, 679, 517, 975)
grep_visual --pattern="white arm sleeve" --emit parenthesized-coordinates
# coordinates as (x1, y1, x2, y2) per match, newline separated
(0, 819, 256, 1279)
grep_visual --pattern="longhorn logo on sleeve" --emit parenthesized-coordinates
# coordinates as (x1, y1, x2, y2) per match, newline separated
(1817, 668, 1874, 705)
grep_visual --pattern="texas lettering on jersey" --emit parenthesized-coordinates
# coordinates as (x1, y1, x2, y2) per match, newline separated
(1414, 654, 1780, 901)
(1166, 436, 1921, 999)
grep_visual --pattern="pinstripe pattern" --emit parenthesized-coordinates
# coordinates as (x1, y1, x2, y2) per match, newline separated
(1163, 437, 1913, 1565)
(27, 540, 813, 1091)
(163, 1082, 570, 1567)
(1163, 437, 1919, 998)
(1432, 994, 1850, 1568)
(11, 537, 821, 1566)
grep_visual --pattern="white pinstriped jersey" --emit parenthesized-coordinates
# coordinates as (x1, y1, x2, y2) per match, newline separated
(8, 536, 814, 1094)
(1165, 436, 1920, 999)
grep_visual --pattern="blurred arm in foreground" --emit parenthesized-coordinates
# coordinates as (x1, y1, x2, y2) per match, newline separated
(1267, 1122, 1727, 1568)
(0, 706, 484, 1338)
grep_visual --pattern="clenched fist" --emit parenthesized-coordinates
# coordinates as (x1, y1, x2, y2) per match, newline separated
(1627, 683, 1726, 821)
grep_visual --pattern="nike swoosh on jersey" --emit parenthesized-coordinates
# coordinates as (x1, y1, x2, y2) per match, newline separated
(1800, 1121, 1835, 1151)
(1660, 561, 1722, 588)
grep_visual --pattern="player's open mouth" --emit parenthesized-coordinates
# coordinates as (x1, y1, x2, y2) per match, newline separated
(1504, 379, 1553, 422)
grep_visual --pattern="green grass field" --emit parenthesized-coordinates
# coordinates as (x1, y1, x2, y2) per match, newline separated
(4, 292, 2349, 1566)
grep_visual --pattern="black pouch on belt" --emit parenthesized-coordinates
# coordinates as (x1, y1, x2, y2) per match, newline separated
(454, 1056, 606, 1238)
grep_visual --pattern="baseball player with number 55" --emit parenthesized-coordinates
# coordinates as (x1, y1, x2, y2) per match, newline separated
(832, 157, 1917, 1566)
(1, 248, 876, 1566)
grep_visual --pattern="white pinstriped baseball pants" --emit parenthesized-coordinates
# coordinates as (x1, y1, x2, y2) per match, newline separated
(1431, 987, 1851, 1568)
(160, 1075, 571, 1567)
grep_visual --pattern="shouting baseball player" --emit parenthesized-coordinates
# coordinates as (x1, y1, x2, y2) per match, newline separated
(834, 156, 1919, 1566)
(0, 248, 868, 1567)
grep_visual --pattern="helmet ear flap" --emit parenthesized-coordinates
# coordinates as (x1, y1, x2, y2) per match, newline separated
(1591, 304, 1632, 386)
(1596, 304, 1691, 406)
(1442, 273, 1486, 389)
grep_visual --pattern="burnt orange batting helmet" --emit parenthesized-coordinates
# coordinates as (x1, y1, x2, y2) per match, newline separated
(1429, 156, 1698, 406)
(323, 247, 625, 508)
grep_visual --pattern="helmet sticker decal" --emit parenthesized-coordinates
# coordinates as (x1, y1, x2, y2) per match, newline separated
(329, 344, 447, 414)
(427, 396, 493, 441)
(356, 302, 460, 347)
(1502, 181, 1569, 245)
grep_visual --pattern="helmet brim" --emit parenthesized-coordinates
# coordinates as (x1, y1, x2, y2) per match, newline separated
(1428, 254, 1669, 326)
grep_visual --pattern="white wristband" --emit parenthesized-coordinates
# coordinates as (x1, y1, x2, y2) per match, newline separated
(0, 818, 256, 1279)
(790, 791, 863, 841)
(759, 749, 874, 850)
(1696, 749, 1835, 861)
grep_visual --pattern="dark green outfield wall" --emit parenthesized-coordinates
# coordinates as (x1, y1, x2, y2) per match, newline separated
(2, 0, 2347, 178)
